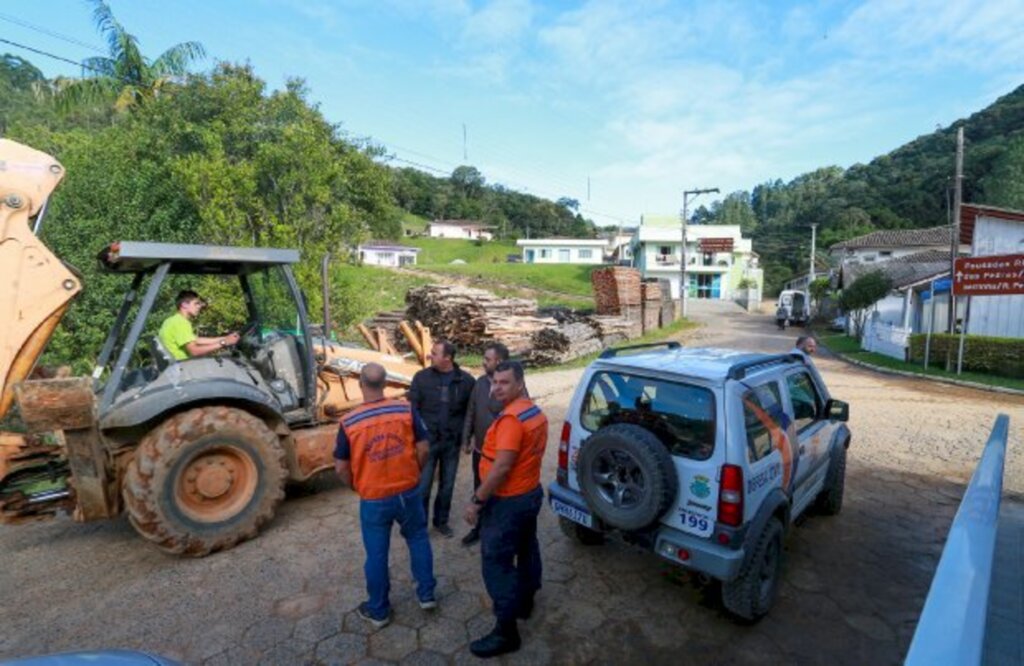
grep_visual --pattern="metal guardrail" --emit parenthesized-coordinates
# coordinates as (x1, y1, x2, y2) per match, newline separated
(905, 414, 1010, 666)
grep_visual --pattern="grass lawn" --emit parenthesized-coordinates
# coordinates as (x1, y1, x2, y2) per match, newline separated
(418, 262, 597, 298)
(401, 237, 517, 265)
(817, 333, 1024, 392)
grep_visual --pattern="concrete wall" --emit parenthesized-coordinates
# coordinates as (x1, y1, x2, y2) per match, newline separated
(967, 216, 1024, 338)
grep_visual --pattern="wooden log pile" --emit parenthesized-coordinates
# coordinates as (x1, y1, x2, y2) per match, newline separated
(586, 315, 643, 346)
(528, 322, 605, 366)
(592, 267, 642, 315)
(406, 284, 555, 354)
(362, 310, 409, 351)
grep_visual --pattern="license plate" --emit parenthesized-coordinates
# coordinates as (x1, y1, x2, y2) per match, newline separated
(551, 498, 593, 528)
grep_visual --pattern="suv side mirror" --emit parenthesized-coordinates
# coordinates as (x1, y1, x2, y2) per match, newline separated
(825, 399, 849, 422)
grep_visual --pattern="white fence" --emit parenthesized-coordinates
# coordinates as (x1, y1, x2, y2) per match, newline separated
(861, 319, 910, 361)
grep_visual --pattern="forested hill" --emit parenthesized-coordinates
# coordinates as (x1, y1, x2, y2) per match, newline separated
(697, 83, 1024, 292)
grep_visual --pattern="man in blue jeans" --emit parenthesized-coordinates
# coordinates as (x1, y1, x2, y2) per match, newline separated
(335, 363, 437, 629)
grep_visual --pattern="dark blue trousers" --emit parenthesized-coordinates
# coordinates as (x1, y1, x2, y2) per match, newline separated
(418, 442, 460, 527)
(480, 486, 543, 622)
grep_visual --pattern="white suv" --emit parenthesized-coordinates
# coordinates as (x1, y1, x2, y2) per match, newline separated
(549, 343, 851, 621)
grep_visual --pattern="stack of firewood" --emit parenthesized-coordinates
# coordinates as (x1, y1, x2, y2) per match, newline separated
(587, 315, 643, 346)
(528, 322, 605, 366)
(592, 267, 642, 315)
(406, 284, 555, 353)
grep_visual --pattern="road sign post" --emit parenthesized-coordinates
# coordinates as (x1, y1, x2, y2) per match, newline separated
(950, 253, 1024, 375)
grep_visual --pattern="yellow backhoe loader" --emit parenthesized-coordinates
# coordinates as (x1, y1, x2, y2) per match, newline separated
(0, 138, 428, 555)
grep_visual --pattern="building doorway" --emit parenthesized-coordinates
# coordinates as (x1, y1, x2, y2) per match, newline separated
(696, 274, 722, 299)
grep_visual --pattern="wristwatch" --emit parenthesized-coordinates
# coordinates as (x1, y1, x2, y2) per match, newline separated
(219, 338, 227, 347)
(471, 494, 486, 506)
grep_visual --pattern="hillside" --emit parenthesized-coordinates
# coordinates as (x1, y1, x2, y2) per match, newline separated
(699, 83, 1024, 293)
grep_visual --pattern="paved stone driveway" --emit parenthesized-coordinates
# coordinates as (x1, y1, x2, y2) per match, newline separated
(2, 301, 1022, 665)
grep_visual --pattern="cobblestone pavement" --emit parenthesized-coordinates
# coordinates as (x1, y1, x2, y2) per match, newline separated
(2, 301, 1023, 665)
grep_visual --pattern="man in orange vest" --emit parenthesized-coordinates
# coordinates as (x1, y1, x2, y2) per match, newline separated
(335, 363, 436, 629)
(463, 361, 547, 658)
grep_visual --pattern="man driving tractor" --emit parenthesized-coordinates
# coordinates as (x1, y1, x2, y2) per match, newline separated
(158, 289, 240, 360)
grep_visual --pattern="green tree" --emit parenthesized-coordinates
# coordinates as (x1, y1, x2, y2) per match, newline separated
(981, 134, 1024, 209)
(838, 271, 892, 340)
(55, 0, 205, 112)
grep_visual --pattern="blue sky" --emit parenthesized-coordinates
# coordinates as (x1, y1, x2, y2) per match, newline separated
(3, 0, 1023, 226)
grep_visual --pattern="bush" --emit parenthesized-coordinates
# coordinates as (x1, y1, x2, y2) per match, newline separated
(908, 333, 1024, 378)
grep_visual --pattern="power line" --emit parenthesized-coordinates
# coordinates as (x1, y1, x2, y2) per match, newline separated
(0, 12, 106, 54)
(0, 37, 105, 74)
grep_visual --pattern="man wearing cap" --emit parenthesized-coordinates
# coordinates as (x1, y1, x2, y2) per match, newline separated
(158, 289, 240, 360)
(335, 362, 437, 629)
(463, 360, 547, 658)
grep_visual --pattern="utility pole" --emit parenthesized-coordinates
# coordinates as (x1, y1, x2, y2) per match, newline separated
(681, 187, 720, 318)
(809, 223, 818, 284)
(948, 126, 964, 334)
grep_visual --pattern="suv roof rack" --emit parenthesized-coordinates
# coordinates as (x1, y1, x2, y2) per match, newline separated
(727, 353, 804, 380)
(600, 341, 681, 359)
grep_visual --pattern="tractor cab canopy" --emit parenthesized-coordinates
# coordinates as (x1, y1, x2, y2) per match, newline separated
(93, 241, 316, 426)
(98, 241, 300, 275)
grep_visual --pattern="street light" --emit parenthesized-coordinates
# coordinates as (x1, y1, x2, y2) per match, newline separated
(681, 187, 719, 318)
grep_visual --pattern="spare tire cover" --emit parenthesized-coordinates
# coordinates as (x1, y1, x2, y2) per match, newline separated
(577, 423, 679, 531)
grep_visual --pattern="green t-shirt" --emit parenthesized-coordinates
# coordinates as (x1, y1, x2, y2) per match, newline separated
(159, 313, 195, 360)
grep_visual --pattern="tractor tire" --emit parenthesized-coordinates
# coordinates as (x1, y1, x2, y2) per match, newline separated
(123, 406, 287, 557)
(815, 438, 848, 516)
(721, 517, 784, 622)
(559, 517, 605, 545)
(577, 424, 678, 531)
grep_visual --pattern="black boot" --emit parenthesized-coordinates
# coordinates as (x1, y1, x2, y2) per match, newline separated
(470, 620, 521, 658)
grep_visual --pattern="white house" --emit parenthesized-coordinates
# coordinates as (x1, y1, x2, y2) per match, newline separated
(604, 233, 636, 264)
(959, 203, 1024, 338)
(629, 217, 762, 301)
(428, 220, 494, 241)
(516, 238, 607, 264)
(829, 225, 965, 264)
(358, 243, 420, 268)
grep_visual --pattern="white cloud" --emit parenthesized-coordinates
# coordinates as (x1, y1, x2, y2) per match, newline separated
(462, 0, 534, 45)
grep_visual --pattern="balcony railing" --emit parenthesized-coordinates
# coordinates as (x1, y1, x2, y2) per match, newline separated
(905, 414, 1010, 665)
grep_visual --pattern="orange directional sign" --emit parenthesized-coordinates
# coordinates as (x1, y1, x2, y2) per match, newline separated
(699, 238, 734, 253)
(952, 254, 1024, 296)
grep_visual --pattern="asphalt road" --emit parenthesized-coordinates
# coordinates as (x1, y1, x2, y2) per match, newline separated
(2, 300, 1022, 665)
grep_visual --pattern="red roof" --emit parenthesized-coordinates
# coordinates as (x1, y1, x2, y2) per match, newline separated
(960, 203, 1024, 244)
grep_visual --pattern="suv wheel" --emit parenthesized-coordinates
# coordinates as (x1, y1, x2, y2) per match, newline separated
(815, 438, 847, 515)
(123, 406, 287, 556)
(721, 517, 784, 621)
(577, 423, 678, 531)
(559, 517, 605, 545)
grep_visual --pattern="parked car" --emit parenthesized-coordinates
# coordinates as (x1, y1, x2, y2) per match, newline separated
(776, 290, 810, 327)
(548, 343, 851, 621)
(829, 315, 847, 332)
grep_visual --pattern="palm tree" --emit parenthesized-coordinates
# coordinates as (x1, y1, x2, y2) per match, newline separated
(56, 0, 205, 112)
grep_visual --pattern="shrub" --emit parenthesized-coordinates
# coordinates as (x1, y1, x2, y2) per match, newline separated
(908, 333, 1024, 378)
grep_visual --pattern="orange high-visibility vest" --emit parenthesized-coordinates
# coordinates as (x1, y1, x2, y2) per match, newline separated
(340, 399, 421, 500)
(480, 397, 548, 497)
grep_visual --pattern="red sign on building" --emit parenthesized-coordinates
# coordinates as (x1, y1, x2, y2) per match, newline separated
(953, 254, 1024, 296)
(699, 237, 734, 253)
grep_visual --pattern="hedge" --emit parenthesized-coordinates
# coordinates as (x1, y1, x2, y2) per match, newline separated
(908, 333, 1024, 379)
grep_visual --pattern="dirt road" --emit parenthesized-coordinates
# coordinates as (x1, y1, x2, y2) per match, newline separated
(1, 301, 1021, 665)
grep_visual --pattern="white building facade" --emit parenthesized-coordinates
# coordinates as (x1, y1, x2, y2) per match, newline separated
(358, 243, 420, 268)
(428, 220, 494, 241)
(829, 226, 963, 264)
(516, 238, 607, 264)
(629, 218, 762, 301)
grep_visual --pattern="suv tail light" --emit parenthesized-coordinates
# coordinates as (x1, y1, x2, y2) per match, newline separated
(556, 422, 571, 484)
(718, 464, 744, 527)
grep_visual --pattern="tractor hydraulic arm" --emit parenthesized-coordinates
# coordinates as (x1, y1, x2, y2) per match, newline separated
(0, 139, 82, 421)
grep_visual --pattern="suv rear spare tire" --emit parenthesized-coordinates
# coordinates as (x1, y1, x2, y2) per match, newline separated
(123, 406, 287, 556)
(577, 423, 678, 531)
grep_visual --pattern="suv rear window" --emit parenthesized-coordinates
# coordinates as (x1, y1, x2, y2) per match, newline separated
(580, 371, 715, 460)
